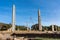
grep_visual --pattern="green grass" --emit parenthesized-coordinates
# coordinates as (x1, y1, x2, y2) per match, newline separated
(35, 38, 60, 40)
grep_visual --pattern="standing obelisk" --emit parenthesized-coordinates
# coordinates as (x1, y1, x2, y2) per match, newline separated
(12, 4, 15, 32)
(38, 9, 42, 31)
(52, 25, 54, 31)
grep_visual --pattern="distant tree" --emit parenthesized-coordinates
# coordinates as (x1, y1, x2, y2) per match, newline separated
(58, 27, 60, 31)
(0, 24, 12, 31)
(15, 25, 27, 30)
(1, 25, 7, 30)
(42, 26, 48, 31)
(47, 25, 52, 31)
(31, 24, 58, 31)
(0, 23, 28, 31)
(31, 24, 49, 31)
(31, 24, 39, 30)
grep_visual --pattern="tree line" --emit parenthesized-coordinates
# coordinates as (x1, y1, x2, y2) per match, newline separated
(0, 23, 60, 31)
(31, 24, 60, 31)
(0, 23, 27, 31)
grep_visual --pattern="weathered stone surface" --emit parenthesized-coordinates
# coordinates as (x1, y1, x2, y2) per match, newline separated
(52, 25, 54, 31)
(38, 9, 42, 31)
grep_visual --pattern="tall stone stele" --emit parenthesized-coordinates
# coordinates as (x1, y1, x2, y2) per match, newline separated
(52, 25, 54, 31)
(12, 4, 16, 32)
(38, 9, 42, 31)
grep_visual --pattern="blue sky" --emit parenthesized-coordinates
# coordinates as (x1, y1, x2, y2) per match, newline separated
(0, 0, 60, 27)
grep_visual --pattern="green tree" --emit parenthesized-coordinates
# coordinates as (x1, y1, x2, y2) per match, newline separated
(31, 24, 39, 30)
(15, 25, 27, 30)
(0, 23, 28, 31)
(31, 24, 49, 31)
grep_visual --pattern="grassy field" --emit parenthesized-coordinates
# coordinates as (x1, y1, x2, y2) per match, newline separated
(34, 38, 60, 40)
(40, 38, 60, 40)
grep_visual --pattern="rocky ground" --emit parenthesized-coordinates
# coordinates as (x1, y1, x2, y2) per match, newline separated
(0, 33, 28, 40)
